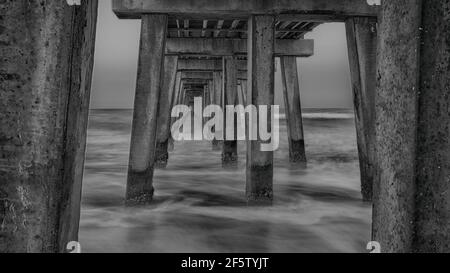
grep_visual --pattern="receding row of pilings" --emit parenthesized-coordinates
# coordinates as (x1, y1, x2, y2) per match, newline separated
(124, 14, 316, 206)
(1, 0, 450, 253)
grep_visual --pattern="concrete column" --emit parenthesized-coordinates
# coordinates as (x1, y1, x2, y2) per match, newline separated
(280, 57, 307, 164)
(222, 56, 238, 165)
(345, 17, 377, 202)
(208, 80, 214, 105)
(212, 72, 223, 150)
(0, 1, 98, 253)
(172, 72, 183, 111)
(126, 14, 168, 205)
(168, 72, 182, 152)
(204, 83, 211, 108)
(155, 56, 178, 168)
(373, 0, 450, 253)
(202, 84, 209, 127)
(182, 85, 188, 106)
(246, 15, 275, 204)
(179, 83, 187, 105)
(241, 80, 248, 106)
(237, 83, 245, 105)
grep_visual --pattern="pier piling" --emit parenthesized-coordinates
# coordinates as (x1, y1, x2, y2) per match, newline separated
(280, 57, 307, 164)
(155, 56, 178, 168)
(373, 0, 450, 253)
(345, 17, 377, 202)
(246, 15, 276, 204)
(126, 14, 168, 205)
(0, 0, 98, 253)
(222, 57, 239, 166)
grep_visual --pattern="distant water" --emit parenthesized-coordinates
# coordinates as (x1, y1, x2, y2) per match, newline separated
(79, 108, 372, 253)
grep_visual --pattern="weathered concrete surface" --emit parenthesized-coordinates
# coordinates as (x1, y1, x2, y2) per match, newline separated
(181, 71, 247, 81)
(246, 15, 275, 204)
(166, 38, 313, 57)
(178, 59, 247, 72)
(222, 57, 238, 165)
(373, 0, 450, 253)
(372, 0, 421, 253)
(280, 57, 307, 164)
(0, 0, 98, 253)
(172, 72, 182, 108)
(237, 81, 247, 106)
(169, 72, 182, 152)
(212, 72, 223, 150)
(413, 0, 450, 253)
(126, 14, 168, 205)
(181, 72, 213, 80)
(345, 17, 377, 202)
(113, 0, 379, 19)
(241, 80, 248, 106)
(155, 56, 178, 168)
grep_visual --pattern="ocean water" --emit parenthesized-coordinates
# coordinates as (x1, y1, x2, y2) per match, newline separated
(79, 108, 372, 253)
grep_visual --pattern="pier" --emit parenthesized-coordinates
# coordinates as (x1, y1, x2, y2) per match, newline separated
(1, 0, 449, 253)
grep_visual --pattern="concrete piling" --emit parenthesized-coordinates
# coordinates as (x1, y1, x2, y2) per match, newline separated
(222, 56, 239, 165)
(345, 17, 377, 202)
(212, 72, 223, 150)
(373, 0, 450, 253)
(280, 57, 307, 164)
(246, 15, 275, 204)
(0, 0, 98, 253)
(155, 56, 178, 168)
(168, 72, 182, 152)
(126, 14, 168, 205)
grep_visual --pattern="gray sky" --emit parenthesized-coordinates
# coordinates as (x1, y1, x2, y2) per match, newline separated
(91, 1, 353, 109)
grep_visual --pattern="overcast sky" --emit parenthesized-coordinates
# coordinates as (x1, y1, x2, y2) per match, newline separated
(90, 0, 353, 109)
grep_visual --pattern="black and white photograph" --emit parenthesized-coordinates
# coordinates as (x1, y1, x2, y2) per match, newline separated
(1, 0, 449, 260)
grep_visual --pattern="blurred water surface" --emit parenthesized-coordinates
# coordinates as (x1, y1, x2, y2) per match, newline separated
(79, 109, 372, 253)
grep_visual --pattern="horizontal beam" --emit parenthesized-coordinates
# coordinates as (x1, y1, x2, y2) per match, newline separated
(182, 71, 247, 81)
(113, 0, 379, 19)
(178, 59, 247, 71)
(166, 38, 314, 57)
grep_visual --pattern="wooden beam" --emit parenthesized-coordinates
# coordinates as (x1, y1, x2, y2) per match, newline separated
(166, 38, 314, 57)
(112, 0, 379, 19)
